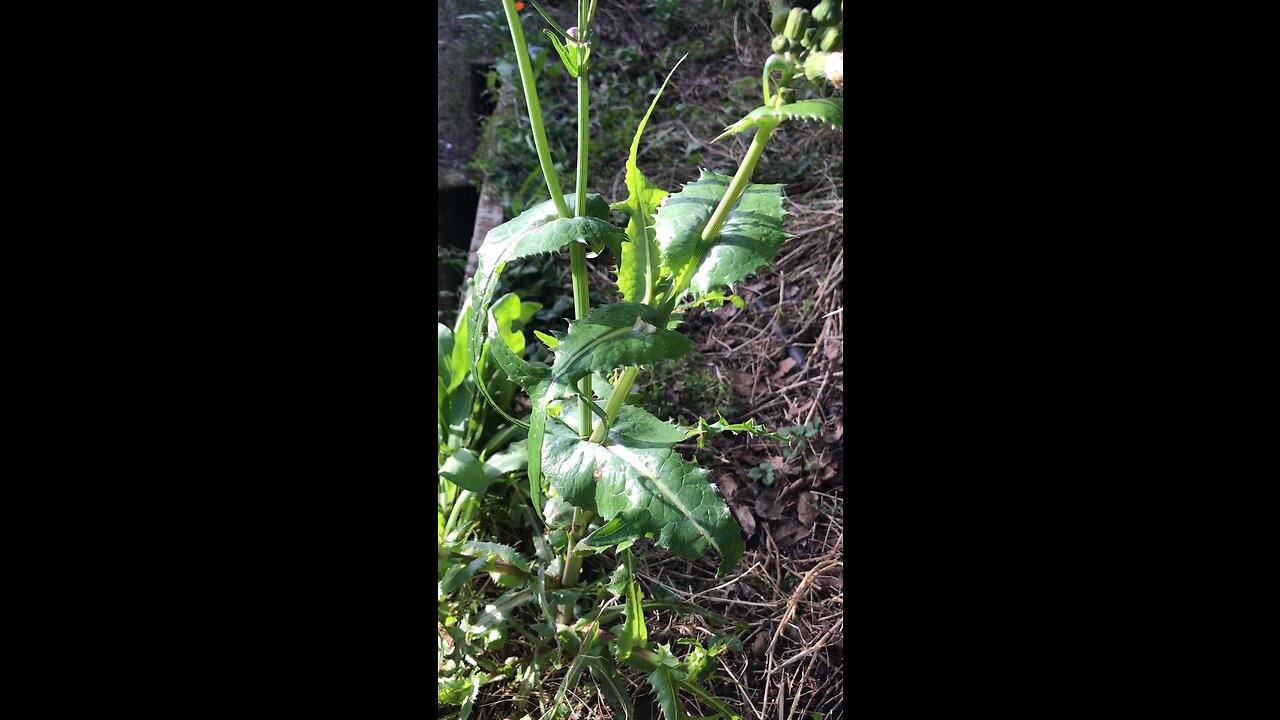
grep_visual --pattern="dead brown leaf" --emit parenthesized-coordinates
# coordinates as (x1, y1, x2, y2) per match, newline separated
(731, 502, 757, 539)
(718, 473, 740, 500)
(797, 491, 816, 527)
(770, 357, 798, 379)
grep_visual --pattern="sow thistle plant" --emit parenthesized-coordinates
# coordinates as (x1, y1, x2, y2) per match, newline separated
(439, 1, 841, 717)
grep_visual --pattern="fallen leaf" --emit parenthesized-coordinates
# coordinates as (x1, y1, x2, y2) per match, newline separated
(825, 341, 840, 361)
(797, 491, 815, 527)
(718, 473, 740, 500)
(731, 503, 757, 539)
(770, 358, 798, 379)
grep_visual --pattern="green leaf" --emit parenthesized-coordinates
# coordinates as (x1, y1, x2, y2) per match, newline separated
(647, 645, 688, 720)
(491, 293, 530, 355)
(615, 549, 648, 663)
(586, 655, 635, 720)
(654, 170, 789, 302)
(614, 54, 686, 304)
(438, 324, 455, 388)
(486, 309, 550, 396)
(440, 449, 491, 493)
(447, 300, 472, 395)
(713, 97, 843, 142)
(577, 507, 651, 550)
(692, 413, 788, 449)
(456, 541, 532, 572)
(677, 679, 741, 720)
(534, 330, 559, 349)
(545, 31, 580, 78)
(438, 556, 486, 599)
(542, 401, 745, 577)
(550, 303, 694, 386)
(484, 439, 528, 478)
(468, 588, 533, 637)
(468, 193, 621, 378)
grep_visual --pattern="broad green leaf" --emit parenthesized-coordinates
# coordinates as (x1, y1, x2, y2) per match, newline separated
(614, 549, 647, 663)
(440, 448, 490, 493)
(586, 655, 635, 720)
(468, 193, 622, 376)
(542, 401, 745, 577)
(550, 303, 694, 386)
(439, 674, 471, 705)
(614, 54, 686, 304)
(458, 672, 482, 720)
(713, 97, 843, 142)
(654, 170, 788, 302)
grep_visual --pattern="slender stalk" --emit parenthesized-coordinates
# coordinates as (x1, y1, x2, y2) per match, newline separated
(560, 1, 596, 615)
(499, 0, 570, 219)
(571, 5, 593, 437)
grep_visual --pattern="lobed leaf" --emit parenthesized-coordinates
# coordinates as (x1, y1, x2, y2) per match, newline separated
(467, 193, 622, 379)
(654, 170, 789, 302)
(647, 644, 688, 720)
(541, 401, 745, 577)
(614, 54, 686, 304)
(614, 549, 648, 663)
(550, 303, 694, 386)
(713, 97, 843, 142)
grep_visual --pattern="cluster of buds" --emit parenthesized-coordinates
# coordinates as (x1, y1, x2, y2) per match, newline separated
(766, 2, 843, 99)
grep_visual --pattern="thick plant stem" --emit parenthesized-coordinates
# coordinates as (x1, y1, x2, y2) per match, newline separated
(702, 119, 780, 246)
(499, 0, 570, 219)
(559, 508, 595, 623)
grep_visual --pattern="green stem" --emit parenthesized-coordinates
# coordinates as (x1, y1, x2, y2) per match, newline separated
(571, 21, 593, 437)
(499, 0, 570, 219)
(559, 505, 597, 625)
(444, 489, 474, 537)
(588, 366, 638, 443)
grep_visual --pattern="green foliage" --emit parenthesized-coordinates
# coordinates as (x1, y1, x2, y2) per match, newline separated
(541, 400, 745, 577)
(441, 1, 841, 716)
(653, 169, 790, 301)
